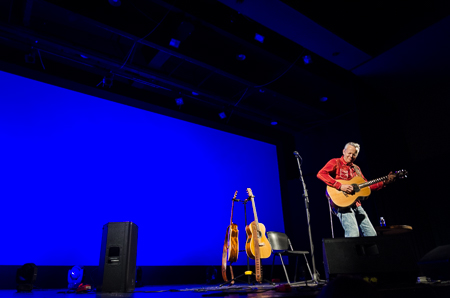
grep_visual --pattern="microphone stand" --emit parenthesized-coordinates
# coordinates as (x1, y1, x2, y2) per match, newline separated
(293, 151, 320, 285)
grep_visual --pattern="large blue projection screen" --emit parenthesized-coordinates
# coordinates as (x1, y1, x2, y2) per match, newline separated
(0, 70, 284, 266)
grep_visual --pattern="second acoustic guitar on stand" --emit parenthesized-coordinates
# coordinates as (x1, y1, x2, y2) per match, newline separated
(245, 188, 272, 259)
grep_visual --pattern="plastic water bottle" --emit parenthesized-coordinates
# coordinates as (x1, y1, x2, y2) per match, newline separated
(380, 217, 386, 227)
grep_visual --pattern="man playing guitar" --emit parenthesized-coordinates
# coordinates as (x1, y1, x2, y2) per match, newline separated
(317, 142, 396, 237)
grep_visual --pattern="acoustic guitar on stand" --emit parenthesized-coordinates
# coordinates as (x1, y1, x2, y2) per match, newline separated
(326, 169, 408, 207)
(245, 188, 272, 259)
(245, 188, 271, 282)
(221, 191, 239, 283)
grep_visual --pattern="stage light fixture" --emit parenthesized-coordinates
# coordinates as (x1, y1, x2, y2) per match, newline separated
(108, 0, 121, 7)
(175, 97, 184, 106)
(219, 112, 227, 119)
(320, 96, 328, 102)
(191, 91, 199, 96)
(254, 33, 265, 43)
(68, 266, 84, 289)
(169, 38, 181, 48)
(236, 54, 246, 61)
(303, 55, 312, 64)
(270, 121, 278, 125)
(102, 74, 114, 88)
(16, 263, 37, 292)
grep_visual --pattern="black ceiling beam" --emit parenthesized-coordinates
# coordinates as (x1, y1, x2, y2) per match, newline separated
(0, 21, 303, 133)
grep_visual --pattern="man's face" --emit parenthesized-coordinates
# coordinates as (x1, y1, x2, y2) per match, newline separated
(343, 145, 358, 164)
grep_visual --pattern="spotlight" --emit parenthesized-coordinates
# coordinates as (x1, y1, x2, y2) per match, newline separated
(219, 112, 227, 119)
(175, 97, 184, 106)
(80, 54, 89, 59)
(270, 121, 278, 125)
(320, 96, 328, 102)
(191, 91, 199, 96)
(169, 38, 181, 48)
(108, 0, 121, 7)
(68, 266, 83, 289)
(254, 33, 265, 43)
(303, 55, 312, 64)
(236, 54, 246, 61)
(16, 263, 37, 292)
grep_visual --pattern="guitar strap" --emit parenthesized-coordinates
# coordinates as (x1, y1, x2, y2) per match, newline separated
(352, 164, 363, 178)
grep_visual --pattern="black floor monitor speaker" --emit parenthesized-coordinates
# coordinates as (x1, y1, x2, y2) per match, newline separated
(418, 244, 450, 280)
(323, 236, 418, 284)
(98, 222, 138, 292)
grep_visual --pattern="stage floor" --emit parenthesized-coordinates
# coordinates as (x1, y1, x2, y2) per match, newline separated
(2, 281, 450, 298)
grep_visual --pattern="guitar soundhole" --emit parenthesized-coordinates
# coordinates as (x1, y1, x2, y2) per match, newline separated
(352, 184, 360, 192)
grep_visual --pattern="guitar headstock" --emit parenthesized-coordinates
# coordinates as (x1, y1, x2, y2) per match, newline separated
(395, 169, 408, 179)
(246, 188, 254, 198)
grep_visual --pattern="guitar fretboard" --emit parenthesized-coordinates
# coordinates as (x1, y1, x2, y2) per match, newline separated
(251, 222, 262, 282)
(359, 175, 389, 188)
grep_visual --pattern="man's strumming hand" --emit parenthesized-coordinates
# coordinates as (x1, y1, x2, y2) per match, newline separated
(340, 184, 354, 194)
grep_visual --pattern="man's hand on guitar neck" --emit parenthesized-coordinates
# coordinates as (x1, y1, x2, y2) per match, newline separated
(340, 184, 354, 194)
(384, 171, 396, 185)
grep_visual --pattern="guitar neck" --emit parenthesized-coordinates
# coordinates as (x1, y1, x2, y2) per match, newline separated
(230, 201, 234, 226)
(359, 175, 388, 188)
(250, 196, 260, 232)
(250, 222, 262, 282)
(230, 191, 237, 226)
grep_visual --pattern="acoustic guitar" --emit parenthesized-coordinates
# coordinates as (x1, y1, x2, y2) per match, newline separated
(245, 188, 272, 259)
(327, 169, 408, 207)
(221, 191, 239, 283)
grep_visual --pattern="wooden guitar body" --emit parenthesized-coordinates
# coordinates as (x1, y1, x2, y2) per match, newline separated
(326, 176, 371, 207)
(222, 191, 239, 283)
(245, 221, 272, 259)
(227, 223, 239, 263)
(326, 169, 408, 207)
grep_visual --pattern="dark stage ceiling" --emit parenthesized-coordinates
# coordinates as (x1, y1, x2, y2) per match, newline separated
(1, 0, 449, 137)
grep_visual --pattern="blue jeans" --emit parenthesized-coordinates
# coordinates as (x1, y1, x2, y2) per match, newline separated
(337, 206, 377, 237)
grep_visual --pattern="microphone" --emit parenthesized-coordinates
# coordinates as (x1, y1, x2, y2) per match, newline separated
(293, 151, 300, 158)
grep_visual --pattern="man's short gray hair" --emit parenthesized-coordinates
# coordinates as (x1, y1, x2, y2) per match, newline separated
(344, 142, 360, 154)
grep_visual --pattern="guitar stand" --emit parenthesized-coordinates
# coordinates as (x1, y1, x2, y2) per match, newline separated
(219, 270, 275, 287)
(220, 198, 275, 287)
